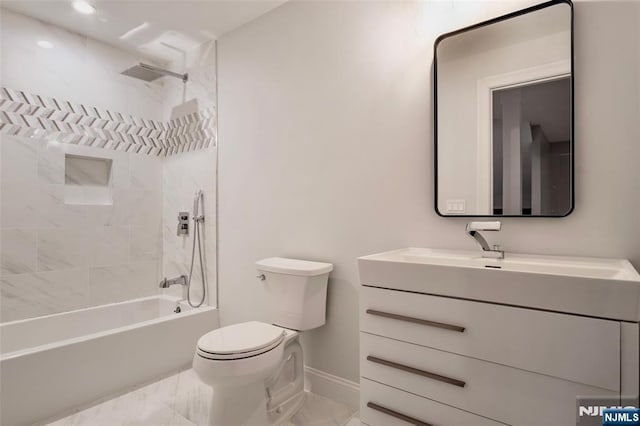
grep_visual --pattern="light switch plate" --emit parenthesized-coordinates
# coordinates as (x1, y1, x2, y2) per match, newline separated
(446, 199, 466, 214)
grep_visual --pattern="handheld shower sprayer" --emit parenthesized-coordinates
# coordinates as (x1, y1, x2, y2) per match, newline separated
(193, 190, 204, 223)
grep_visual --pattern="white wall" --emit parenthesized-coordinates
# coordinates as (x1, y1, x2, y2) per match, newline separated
(217, 0, 640, 384)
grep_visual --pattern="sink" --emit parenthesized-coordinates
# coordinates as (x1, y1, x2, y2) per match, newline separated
(358, 248, 640, 321)
(368, 248, 640, 281)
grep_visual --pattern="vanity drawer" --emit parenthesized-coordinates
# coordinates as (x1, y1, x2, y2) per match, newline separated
(361, 286, 620, 391)
(361, 332, 618, 426)
(361, 378, 506, 426)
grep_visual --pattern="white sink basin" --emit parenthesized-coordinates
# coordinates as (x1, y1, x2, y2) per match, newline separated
(358, 248, 640, 321)
(369, 248, 640, 281)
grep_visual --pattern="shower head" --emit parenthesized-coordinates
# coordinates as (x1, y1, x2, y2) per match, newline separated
(121, 63, 188, 83)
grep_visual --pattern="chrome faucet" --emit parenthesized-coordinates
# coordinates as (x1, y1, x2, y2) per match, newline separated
(466, 221, 504, 259)
(159, 275, 187, 289)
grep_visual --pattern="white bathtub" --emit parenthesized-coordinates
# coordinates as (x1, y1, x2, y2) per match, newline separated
(0, 295, 218, 426)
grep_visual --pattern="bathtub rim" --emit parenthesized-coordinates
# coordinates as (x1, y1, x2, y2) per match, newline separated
(0, 295, 216, 361)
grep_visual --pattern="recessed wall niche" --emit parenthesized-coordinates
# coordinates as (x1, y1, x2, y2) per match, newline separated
(64, 154, 113, 205)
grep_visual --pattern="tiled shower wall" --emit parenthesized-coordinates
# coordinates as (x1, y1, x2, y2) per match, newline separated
(0, 136, 163, 322)
(0, 9, 167, 121)
(0, 10, 217, 322)
(162, 148, 217, 305)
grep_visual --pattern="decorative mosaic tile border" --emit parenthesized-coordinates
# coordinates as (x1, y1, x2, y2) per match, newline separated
(0, 87, 216, 156)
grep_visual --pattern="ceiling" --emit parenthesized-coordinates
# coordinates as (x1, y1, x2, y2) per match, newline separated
(1, 0, 287, 62)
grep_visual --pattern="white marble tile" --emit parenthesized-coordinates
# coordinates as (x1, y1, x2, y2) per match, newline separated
(130, 225, 162, 262)
(284, 392, 357, 426)
(88, 226, 129, 267)
(84, 188, 132, 227)
(162, 157, 184, 193)
(45, 368, 355, 426)
(182, 148, 216, 195)
(37, 140, 66, 184)
(47, 389, 195, 426)
(130, 190, 163, 229)
(164, 386, 212, 426)
(65, 186, 113, 206)
(162, 190, 188, 227)
(88, 261, 158, 306)
(133, 369, 205, 406)
(161, 233, 189, 274)
(143, 370, 213, 425)
(203, 225, 217, 278)
(36, 184, 86, 228)
(0, 179, 39, 228)
(130, 154, 163, 190)
(184, 268, 206, 304)
(0, 268, 89, 322)
(0, 228, 37, 275)
(1, 134, 38, 184)
(37, 228, 88, 271)
(163, 148, 216, 196)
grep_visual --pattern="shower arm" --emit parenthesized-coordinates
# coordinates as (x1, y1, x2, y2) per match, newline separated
(139, 63, 188, 83)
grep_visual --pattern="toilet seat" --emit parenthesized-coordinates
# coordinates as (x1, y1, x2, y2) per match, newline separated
(197, 321, 285, 361)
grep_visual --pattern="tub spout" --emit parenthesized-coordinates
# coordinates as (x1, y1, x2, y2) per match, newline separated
(159, 275, 187, 289)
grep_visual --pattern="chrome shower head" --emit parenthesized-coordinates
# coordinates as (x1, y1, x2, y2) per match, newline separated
(121, 63, 188, 83)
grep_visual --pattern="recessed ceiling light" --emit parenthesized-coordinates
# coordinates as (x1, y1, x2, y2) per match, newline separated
(72, 1, 96, 15)
(37, 40, 54, 49)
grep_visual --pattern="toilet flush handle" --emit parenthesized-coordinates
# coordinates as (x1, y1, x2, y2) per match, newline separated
(256, 274, 266, 281)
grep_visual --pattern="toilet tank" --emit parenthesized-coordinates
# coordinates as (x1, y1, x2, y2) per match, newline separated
(256, 258, 333, 331)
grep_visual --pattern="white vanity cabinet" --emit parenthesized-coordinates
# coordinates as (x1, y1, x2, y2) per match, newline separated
(358, 248, 640, 426)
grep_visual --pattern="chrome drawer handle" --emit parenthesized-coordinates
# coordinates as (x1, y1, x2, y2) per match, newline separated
(367, 355, 466, 388)
(366, 309, 465, 333)
(367, 402, 434, 426)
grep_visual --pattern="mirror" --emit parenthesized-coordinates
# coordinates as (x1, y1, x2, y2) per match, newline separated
(435, 0, 573, 217)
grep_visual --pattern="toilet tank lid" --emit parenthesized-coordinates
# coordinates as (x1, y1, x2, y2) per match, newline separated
(256, 257, 333, 276)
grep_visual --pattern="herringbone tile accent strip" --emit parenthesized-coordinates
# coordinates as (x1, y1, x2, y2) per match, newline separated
(0, 87, 216, 156)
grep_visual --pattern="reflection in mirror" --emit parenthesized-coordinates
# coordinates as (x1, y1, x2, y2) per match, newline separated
(435, 1, 573, 217)
(492, 78, 571, 215)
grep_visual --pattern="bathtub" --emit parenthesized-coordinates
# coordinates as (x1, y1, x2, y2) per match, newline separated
(0, 295, 218, 426)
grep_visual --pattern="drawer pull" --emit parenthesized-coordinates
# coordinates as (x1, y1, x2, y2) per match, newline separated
(367, 402, 434, 426)
(366, 309, 465, 333)
(367, 355, 466, 388)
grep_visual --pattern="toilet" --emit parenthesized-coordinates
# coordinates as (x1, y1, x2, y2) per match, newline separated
(193, 257, 333, 426)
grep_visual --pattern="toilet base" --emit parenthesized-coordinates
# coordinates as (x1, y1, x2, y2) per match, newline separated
(268, 387, 306, 425)
(209, 383, 269, 426)
(266, 334, 305, 424)
(194, 327, 308, 425)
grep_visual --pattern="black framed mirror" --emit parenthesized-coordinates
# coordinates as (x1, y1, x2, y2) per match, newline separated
(434, 0, 573, 217)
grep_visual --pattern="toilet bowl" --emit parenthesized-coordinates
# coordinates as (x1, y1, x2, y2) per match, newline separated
(193, 257, 332, 426)
(193, 321, 287, 426)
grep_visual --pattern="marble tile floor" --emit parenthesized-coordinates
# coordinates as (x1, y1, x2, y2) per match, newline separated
(45, 368, 359, 426)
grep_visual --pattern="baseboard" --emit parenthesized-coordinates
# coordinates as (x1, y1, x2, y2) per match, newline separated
(304, 366, 360, 410)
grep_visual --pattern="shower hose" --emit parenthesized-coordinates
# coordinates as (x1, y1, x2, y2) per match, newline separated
(187, 190, 206, 308)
